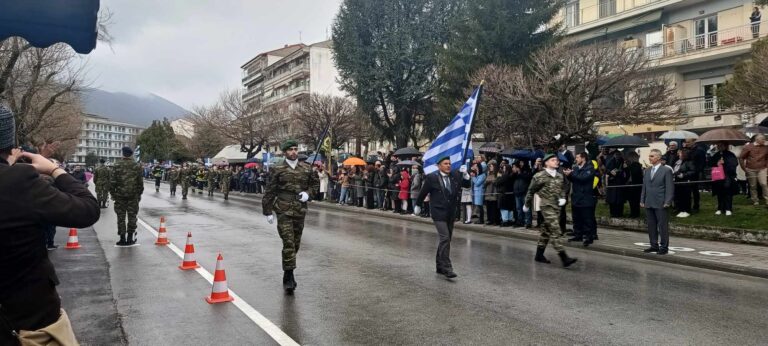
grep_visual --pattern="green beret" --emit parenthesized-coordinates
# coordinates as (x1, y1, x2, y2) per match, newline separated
(543, 153, 557, 163)
(437, 157, 451, 165)
(281, 139, 298, 151)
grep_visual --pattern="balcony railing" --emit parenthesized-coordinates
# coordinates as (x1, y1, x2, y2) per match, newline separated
(646, 21, 766, 60)
(263, 85, 310, 106)
(565, 0, 664, 29)
(680, 96, 726, 117)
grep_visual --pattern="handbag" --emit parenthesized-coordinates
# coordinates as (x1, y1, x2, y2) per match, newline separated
(711, 165, 725, 181)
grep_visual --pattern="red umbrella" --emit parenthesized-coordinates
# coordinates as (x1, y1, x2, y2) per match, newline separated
(244, 162, 258, 169)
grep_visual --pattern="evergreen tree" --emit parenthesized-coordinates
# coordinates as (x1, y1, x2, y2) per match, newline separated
(136, 118, 185, 162)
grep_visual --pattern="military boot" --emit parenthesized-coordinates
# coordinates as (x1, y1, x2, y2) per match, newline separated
(126, 232, 136, 246)
(283, 270, 296, 294)
(116, 234, 127, 246)
(558, 251, 578, 268)
(534, 246, 551, 263)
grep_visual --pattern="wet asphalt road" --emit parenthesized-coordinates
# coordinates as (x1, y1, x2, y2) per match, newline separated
(83, 183, 768, 345)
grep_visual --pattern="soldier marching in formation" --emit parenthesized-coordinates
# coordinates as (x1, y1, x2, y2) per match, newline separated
(207, 166, 218, 197)
(169, 165, 181, 197)
(219, 165, 233, 200)
(180, 163, 194, 199)
(93, 158, 111, 208)
(524, 153, 578, 267)
(196, 167, 206, 194)
(110, 147, 144, 246)
(262, 139, 320, 294)
(152, 162, 164, 193)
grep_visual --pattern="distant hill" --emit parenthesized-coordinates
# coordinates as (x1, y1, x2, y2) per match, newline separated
(81, 89, 190, 127)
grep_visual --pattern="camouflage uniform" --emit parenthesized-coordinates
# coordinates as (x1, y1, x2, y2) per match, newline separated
(262, 160, 320, 271)
(152, 164, 164, 192)
(219, 168, 233, 200)
(169, 167, 181, 196)
(207, 168, 218, 196)
(180, 166, 193, 198)
(525, 170, 567, 252)
(94, 164, 111, 208)
(196, 169, 207, 194)
(110, 158, 144, 242)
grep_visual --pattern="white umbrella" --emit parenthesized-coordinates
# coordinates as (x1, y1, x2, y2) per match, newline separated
(659, 130, 698, 140)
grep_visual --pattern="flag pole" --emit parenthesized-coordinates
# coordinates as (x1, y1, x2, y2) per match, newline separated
(308, 125, 331, 185)
(461, 81, 484, 167)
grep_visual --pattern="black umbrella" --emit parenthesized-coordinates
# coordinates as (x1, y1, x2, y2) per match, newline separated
(246, 157, 261, 163)
(396, 160, 421, 167)
(297, 154, 308, 161)
(601, 135, 649, 148)
(393, 147, 422, 157)
(478, 142, 503, 154)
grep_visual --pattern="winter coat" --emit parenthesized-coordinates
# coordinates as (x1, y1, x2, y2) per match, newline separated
(513, 169, 532, 196)
(398, 170, 411, 200)
(496, 172, 516, 210)
(410, 172, 422, 199)
(484, 173, 498, 202)
(472, 173, 486, 206)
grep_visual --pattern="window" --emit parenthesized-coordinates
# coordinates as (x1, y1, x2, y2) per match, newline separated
(599, 0, 616, 18)
(565, 1, 579, 28)
(695, 15, 718, 49)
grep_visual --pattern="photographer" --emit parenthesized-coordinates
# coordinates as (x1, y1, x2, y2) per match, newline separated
(0, 106, 100, 345)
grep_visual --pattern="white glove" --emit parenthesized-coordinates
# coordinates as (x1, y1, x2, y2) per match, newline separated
(523, 205, 530, 213)
(298, 191, 310, 202)
(558, 198, 566, 207)
(266, 215, 274, 224)
(414, 206, 421, 215)
(459, 165, 467, 173)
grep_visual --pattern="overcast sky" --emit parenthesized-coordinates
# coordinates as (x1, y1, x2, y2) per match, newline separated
(87, 0, 343, 110)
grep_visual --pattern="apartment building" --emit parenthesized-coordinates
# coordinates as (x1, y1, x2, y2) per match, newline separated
(560, 0, 767, 139)
(69, 114, 144, 164)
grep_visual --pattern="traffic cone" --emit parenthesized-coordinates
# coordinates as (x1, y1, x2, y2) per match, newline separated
(205, 254, 234, 304)
(155, 216, 169, 245)
(65, 228, 81, 249)
(179, 232, 201, 270)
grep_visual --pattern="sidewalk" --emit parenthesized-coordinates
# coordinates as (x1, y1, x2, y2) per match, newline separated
(218, 189, 768, 280)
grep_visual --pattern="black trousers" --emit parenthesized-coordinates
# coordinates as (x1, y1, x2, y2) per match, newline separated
(572, 205, 597, 239)
(609, 203, 624, 217)
(485, 201, 500, 224)
(0, 277, 61, 345)
(675, 184, 692, 213)
(434, 219, 455, 271)
(716, 192, 733, 212)
(691, 183, 700, 210)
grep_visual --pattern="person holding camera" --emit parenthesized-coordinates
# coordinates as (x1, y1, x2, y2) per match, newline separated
(0, 105, 99, 345)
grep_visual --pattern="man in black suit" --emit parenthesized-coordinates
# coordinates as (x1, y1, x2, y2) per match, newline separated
(564, 152, 598, 246)
(415, 157, 471, 278)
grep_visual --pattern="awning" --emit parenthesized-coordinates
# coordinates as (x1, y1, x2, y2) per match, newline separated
(570, 10, 662, 43)
(212, 144, 255, 164)
(0, 0, 100, 54)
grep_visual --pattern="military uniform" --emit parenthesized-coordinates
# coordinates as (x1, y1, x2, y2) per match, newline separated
(110, 155, 144, 246)
(219, 167, 233, 200)
(152, 164, 164, 192)
(524, 154, 577, 267)
(263, 141, 320, 292)
(94, 163, 111, 208)
(169, 167, 181, 196)
(207, 168, 218, 196)
(196, 169, 207, 194)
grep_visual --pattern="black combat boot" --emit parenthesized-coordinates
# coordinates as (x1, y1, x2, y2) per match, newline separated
(534, 246, 551, 263)
(116, 234, 127, 246)
(283, 270, 296, 294)
(126, 232, 136, 246)
(558, 251, 578, 268)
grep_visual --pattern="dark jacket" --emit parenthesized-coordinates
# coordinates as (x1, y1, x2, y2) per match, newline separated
(512, 168, 533, 196)
(605, 156, 627, 204)
(568, 163, 597, 207)
(709, 150, 739, 196)
(495, 171, 516, 210)
(0, 161, 99, 339)
(416, 170, 471, 222)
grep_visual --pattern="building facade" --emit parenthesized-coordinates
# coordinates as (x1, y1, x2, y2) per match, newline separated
(559, 0, 767, 137)
(69, 114, 144, 164)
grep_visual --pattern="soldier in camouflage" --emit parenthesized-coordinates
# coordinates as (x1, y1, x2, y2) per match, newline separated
(262, 139, 320, 294)
(152, 162, 164, 192)
(93, 158, 111, 208)
(169, 165, 181, 196)
(524, 153, 578, 267)
(219, 165, 233, 200)
(179, 163, 193, 199)
(207, 166, 218, 196)
(110, 147, 144, 246)
(196, 167, 207, 194)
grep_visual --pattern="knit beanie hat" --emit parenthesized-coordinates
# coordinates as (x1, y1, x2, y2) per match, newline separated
(122, 146, 133, 157)
(0, 104, 15, 150)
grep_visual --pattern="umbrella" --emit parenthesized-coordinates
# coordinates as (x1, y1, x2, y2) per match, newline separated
(305, 153, 325, 163)
(366, 155, 381, 164)
(393, 147, 422, 157)
(342, 157, 367, 166)
(336, 152, 354, 161)
(659, 130, 699, 140)
(741, 126, 768, 135)
(478, 142, 503, 154)
(696, 128, 750, 145)
(244, 162, 258, 169)
(596, 134, 622, 145)
(396, 160, 421, 167)
(0, 0, 100, 54)
(297, 154, 308, 161)
(246, 157, 261, 163)
(500, 148, 544, 160)
(602, 135, 649, 148)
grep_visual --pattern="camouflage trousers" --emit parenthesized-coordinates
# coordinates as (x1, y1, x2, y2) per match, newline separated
(114, 198, 140, 236)
(181, 181, 190, 197)
(537, 205, 564, 252)
(207, 182, 215, 195)
(221, 182, 230, 197)
(276, 213, 305, 270)
(96, 186, 109, 204)
(170, 182, 177, 195)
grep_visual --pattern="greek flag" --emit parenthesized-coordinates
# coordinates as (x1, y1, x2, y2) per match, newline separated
(133, 145, 141, 163)
(423, 85, 482, 175)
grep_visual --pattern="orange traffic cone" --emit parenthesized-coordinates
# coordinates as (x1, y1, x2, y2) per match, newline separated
(65, 228, 81, 249)
(155, 216, 169, 245)
(205, 254, 234, 304)
(179, 232, 201, 270)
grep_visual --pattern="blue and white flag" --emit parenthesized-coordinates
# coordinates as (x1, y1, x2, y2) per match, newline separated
(423, 86, 482, 175)
(133, 145, 141, 163)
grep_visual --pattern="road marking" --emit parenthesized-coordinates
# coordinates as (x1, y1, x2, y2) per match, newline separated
(137, 217, 300, 346)
(698, 251, 733, 257)
(634, 242, 651, 247)
(669, 247, 695, 252)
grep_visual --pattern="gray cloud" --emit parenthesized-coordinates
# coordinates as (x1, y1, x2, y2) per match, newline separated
(88, 0, 342, 109)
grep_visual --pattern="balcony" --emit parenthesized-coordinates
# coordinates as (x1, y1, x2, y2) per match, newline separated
(242, 87, 261, 102)
(564, 0, 670, 31)
(241, 71, 262, 86)
(265, 62, 310, 88)
(645, 22, 768, 65)
(263, 85, 309, 106)
(680, 96, 727, 117)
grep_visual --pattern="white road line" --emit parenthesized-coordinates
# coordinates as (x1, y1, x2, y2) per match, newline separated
(137, 217, 300, 346)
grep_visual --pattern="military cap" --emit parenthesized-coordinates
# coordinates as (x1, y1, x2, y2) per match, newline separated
(543, 153, 558, 164)
(437, 157, 451, 164)
(281, 139, 298, 151)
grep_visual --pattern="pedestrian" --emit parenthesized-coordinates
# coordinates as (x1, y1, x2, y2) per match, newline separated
(524, 153, 578, 267)
(414, 157, 471, 278)
(513, 160, 533, 228)
(94, 158, 111, 208)
(461, 173, 473, 224)
(673, 149, 697, 218)
(496, 161, 516, 227)
(262, 140, 320, 294)
(565, 152, 598, 246)
(388, 167, 401, 212)
(605, 150, 627, 217)
(110, 146, 144, 246)
(641, 149, 674, 255)
(710, 142, 739, 216)
(353, 166, 365, 207)
(338, 169, 350, 205)
(484, 162, 500, 225)
(624, 151, 644, 218)
(738, 134, 768, 206)
(751, 6, 762, 39)
(398, 167, 411, 213)
(72, 165, 87, 185)
(169, 165, 180, 197)
(376, 162, 388, 209)
(410, 165, 423, 215)
(685, 138, 707, 212)
(0, 105, 99, 345)
(220, 166, 233, 200)
(152, 162, 163, 192)
(471, 163, 486, 224)
(662, 141, 679, 167)
(317, 165, 330, 201)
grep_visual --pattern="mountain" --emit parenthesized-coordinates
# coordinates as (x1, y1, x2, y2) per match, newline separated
(81, 89, 190, 127)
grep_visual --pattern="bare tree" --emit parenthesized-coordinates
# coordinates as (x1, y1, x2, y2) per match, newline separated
(470, 42, 680, 149)
(189, 89, 273, 159)
(719, 39, 768, 115)
(293, 94, 365, 152)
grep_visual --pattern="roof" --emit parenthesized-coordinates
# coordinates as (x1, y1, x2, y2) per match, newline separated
(212, 144, 249, 164)
(310, 40, 332, 49)
(241, 44, 306, 68)
(0, 0, 99, 54)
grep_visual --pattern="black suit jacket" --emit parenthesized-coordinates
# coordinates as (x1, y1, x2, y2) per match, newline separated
(568, 164, 597, 207)
(416, 170, 471, 222)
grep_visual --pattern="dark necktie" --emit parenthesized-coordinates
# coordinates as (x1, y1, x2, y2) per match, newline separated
(442, 175, 451, 193)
